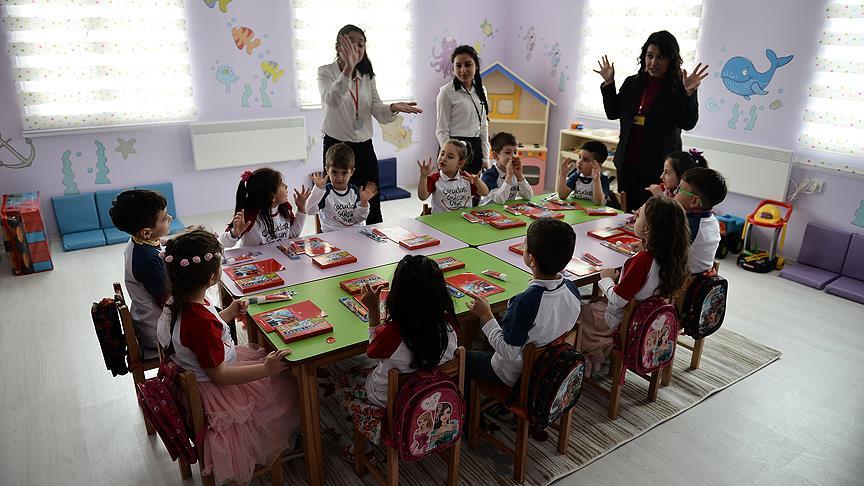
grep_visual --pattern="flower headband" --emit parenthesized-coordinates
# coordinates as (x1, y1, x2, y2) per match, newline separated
(241, 170, 253, 182)
(688, 148, 704, 158)
(160, 251, 222, 267)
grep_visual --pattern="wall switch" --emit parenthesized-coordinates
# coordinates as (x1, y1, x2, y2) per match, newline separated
(810, 179, 824, 193)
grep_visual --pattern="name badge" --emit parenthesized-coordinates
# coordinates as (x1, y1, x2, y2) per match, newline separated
(633, 115, 646, 126)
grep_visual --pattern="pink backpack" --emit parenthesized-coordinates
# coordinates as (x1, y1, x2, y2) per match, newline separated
(136, 361, 198, 465)
(617, 296, 678, 383)
(384, 369, 465, 462)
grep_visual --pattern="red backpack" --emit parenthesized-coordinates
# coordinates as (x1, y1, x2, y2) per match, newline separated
(384, 369, 465, 462)
(137, 361, 199, 465)
(616, 296, 679, 383)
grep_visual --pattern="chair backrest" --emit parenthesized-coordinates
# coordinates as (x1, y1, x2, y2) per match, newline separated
(420, 204, 432, 216)
(176, 370, 206, 439)
(514, 330, 577, 410)
(314, 214, 322, 234)
(114, 282, 143, 368)
(616, 191, 627, 213)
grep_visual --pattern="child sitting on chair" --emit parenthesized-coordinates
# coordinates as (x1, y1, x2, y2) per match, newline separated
(556, 141, 614, 206)
(109, 189, 173, 358)
(673, 167, 727, 274)
(418, 139, 489, 213)
(306, 143, 378, 232)
(647, 148, 709, 198)
(480, 132, 534, 204)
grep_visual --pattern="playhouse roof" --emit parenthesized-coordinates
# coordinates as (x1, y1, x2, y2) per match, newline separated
(480, 61, 557, 106)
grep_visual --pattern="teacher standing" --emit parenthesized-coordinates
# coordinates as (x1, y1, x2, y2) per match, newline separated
(596, 30, 707, 210)
(435, 45, 490, 174)
(318, 24, 422, 224)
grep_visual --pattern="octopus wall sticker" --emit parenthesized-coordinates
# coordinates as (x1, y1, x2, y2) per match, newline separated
(0, 132, 36, 169)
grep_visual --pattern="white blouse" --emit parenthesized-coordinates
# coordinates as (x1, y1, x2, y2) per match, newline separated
(318, 61, 397, 142)
(435, 80, 490, 166)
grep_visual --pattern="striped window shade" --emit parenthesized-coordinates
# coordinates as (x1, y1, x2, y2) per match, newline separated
(291, 0, 413, 109)
(1, 0, 196, 133)
(798, 1, 864, 166)
(574, 0, 703, 117)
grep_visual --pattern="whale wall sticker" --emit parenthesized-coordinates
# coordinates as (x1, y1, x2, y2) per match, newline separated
(721, 49, 794, 100)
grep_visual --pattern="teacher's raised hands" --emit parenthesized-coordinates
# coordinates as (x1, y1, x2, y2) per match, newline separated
(593, 55, 615, 85)
(389, 101, 423, 114)
(682, 63, 709, 95)
(336, 35, 361, 76)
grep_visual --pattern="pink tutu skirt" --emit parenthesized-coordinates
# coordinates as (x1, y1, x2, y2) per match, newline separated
(578, 302, 619, 376)
(198, 345, 300, 485)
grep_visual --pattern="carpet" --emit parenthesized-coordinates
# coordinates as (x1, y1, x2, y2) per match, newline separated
(279, 328, 781, 485)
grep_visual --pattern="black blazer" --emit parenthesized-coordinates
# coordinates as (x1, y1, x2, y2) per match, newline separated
(601, 74, 699, 180)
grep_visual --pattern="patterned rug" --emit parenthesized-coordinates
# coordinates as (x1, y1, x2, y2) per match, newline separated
(278, 328, 781, 485)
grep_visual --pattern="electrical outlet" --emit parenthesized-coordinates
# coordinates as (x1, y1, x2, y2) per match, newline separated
(811, 179, 824, 193)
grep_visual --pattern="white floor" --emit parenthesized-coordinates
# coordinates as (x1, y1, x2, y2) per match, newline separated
(1, 193, 862, 486)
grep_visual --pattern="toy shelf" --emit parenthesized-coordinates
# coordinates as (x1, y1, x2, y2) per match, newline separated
(557, 128, 620, 183)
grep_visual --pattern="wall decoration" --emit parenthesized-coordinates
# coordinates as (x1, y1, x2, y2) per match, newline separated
(480, 19, 494, 38)
(853, 200, 864, 229)
(430, 36, 458, 79)
(521, 26, 536, 61)
(380, 114, 416, 152)
(215, 64, 239, 92)
(115, 138, 137, 160)
(0, 133, 35, 169)
(260, 60, 284, 82)
(60, 151, 79, 195)
(545, 42, 561, 76)
(93, 141, 110, 184)
(258, 79, 273, 108)
(232, 26, 262, 55)
(558, 67, 570, 93)
(202, 0, 232, 13)
(705, 97, 722, 113)
(721, 49, 793, 100)
(60, 140, 111, 194)
(241, 83, 254, 107)
(769, 100, 783, 110)
(306, 135, 317, 159)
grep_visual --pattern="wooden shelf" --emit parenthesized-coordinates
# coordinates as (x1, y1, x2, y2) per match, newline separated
(517, 145, 547, 152)
(560, 128, 619, 145)
(489, 118, 547, 125)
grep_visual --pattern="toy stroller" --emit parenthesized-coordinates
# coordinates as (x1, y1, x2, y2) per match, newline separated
(737, 199, 793, 273)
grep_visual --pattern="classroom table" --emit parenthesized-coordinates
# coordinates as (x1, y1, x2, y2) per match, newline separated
(244, 247, 532, 486)
(478, 212, 634, 286)
(416, 194, 617, 247)
(220, 218, 467, 297)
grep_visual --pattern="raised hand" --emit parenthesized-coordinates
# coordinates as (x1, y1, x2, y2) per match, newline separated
(417, 157, 434, 178)
(359, 182, 378, 204)
(593, 55, 615, 84)
(390, 101, 423, 114)
(264, 349, 292, 375)
(359, 282, 383, 312)
(682, 63, 709, 94)
(310, 171, 328, 189)
(512, 157, 525, 181)
(505, 157, 515, 179)
(466, 292, 493, 322)
(591, 161, 601, 179)
(462, 171, 480, 185)
(293, 184, 312, 214)
(647, 183, 664, 197)
(337, 35, 359, 76)
(230, 211, 252, 238)
(560, 157, 575, 172)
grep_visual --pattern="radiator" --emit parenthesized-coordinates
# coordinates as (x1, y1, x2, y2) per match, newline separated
(190, 116, 306, 171)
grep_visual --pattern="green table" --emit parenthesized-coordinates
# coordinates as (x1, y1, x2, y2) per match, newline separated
(416, 193, 615, 246)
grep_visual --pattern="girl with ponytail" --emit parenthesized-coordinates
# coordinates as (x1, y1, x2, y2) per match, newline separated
(435, 45, 490, 174)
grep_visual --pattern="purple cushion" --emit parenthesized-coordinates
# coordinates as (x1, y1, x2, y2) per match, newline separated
(840, 234, 864, 281)
(779, 263, 840, 290)
(825, 276, 864, 305)
(797, 224, 852, 273)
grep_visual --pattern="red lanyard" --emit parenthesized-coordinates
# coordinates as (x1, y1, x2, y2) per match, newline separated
(349, 78, 359, 119)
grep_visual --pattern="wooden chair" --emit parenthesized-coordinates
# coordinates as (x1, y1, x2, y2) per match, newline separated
(468, 333, 576, 483)
(353, 347, 466, 486)
(314, 214, 322, 234)
(616, 191, 627, 213)
(582, 299, 669, 420)
(420, 203, 432, 216)
(113, 282, 159, 435)
(175, 370, 285, 486)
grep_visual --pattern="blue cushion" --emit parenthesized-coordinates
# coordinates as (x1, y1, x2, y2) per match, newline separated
(136, 183, 177, 218)
(62, 229, 106, 251)
(103, 227, 130, 245)
(169, 218, 185, 234)
(378, 157, 398, 190)
(52, 193, 100, 235)
(94, 189, 124, 229)
(379, 186, 411, 201)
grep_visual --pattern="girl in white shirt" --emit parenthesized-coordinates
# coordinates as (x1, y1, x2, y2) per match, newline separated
(435, 45, 490, 174)
(318, 24, 422, 224)
(219, 168, 312, 248)
(418, 139, 489, 213)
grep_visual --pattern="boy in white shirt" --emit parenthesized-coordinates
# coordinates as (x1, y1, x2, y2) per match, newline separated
(673, 167, 728, 274)
(418, 139, 489, 213)
(481, 132, 534, 205)
(306, 143, 377, 232)
(556, 140, 613, 206)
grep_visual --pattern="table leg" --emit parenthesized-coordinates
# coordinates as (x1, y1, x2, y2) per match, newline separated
(297, 363, 325, 486)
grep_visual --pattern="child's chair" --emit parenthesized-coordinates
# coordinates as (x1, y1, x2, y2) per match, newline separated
(174, 369, 285, 486)
(113, 282, 159, 435)
(616, 191, 627, 212)
(420, 204, 432, 216)
(582, 300, 670, 420)
(314, 214, 322, 234)
(353, 347, 466, 486)
(468, 333, 576, 483)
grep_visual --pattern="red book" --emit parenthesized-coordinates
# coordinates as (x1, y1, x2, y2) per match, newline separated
(292, 237, 338, 257)
(587, 227, 625, 240)
(544, 200, 583, 211)
(223, 258, 285, 281)
(445, 273, 505, 298)
(373, 226, 417, 242)
(462, 212, 483, 223)
(508, 242, 525, 255)
(339, 274, 389, 294)
(434, 256, 465, 272)
(399, 235, 440, 250)
(528, 210, 565, 219)
(235, 272, 284, 293)
(252, 299, 324, 332)
(312, 250, 357, 269)
(470, 209, 504, 221)
(489, 217, 526, 229)
(585, 207, 618, 216)
(504, 203, 543, 217)
(274, 317, 333, 343)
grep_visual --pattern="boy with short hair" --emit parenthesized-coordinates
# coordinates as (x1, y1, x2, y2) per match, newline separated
(466, 218, 581, 391)
(481, 132, 534, 205)
(109, 189, 172, 358)
(556, 140, 613, 206)
(674, 167, 728, 274)
(306, 142, 377, 232)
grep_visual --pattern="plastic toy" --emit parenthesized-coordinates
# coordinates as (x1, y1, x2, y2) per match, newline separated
(715, 213, 745, 259)
(736, 199, 793, 273)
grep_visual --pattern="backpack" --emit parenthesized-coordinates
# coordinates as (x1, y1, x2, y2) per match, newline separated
(680, 274, 728, 339)
(136, 361, 198, 465)
(618, 296, 679, 382)
(384, 369, 465, 462)
(90, 298, 128, 377)
(527, 343, 586, 429)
